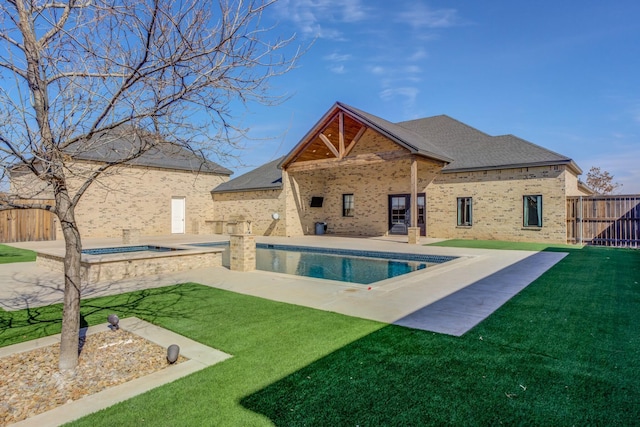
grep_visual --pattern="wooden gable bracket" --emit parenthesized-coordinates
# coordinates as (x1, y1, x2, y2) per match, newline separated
(318, 111, 367, 160)
(344, 126, 366, 157)
(339, 112, 345, 155)
(318, 133, 341, 158)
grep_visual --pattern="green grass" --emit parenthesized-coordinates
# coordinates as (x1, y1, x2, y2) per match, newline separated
(427, 238, 580, 251)
(1, 243, 638, 425)
(0, 244, 36, 263)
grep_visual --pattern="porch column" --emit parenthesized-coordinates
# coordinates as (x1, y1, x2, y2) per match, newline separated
(408, 156, 420, 244)
(230, 234, 256, 272)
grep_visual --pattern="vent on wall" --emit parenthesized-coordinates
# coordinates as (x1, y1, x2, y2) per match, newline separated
(310, 196, 324, 208)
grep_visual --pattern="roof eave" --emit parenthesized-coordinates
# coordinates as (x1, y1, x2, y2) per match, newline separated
(279, 103, 343, 169)
(211, 184, 283, 194)
(566, 160, 582, 176)
(441, 159, 574, 173)
(577, 181, 595, 195)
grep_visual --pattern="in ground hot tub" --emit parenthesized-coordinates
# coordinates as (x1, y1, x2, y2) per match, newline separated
(36, 244, 224, 284)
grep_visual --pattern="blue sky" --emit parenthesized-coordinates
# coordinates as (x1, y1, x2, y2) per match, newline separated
(226, 0, 640, 193)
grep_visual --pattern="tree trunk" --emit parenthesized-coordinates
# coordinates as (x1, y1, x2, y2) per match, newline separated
(56, 193, 83, 371)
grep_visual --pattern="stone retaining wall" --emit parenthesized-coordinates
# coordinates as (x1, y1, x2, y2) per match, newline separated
(36, 248, 222, 284)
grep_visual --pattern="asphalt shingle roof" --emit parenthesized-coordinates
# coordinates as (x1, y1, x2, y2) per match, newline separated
(337, 103, 454, 163)
(395, 114, 573, 172)
(212, 156, 284, 193)
(67, 127, 232, 175)
(213, 102, 576, 192)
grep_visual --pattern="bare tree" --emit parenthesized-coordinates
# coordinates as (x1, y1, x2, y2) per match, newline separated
(586, 166, 622, 195)
(0, 0, 300, 370)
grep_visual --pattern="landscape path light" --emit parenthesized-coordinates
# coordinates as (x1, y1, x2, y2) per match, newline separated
(107, 314, 120, 331)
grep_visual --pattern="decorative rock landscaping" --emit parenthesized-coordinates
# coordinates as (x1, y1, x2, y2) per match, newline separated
(0, 329, 186, 425)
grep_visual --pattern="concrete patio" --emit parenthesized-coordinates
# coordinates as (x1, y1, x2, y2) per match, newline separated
(2, 234, 567, 336)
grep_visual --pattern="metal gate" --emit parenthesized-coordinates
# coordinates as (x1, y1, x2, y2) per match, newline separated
(567, 195, 640, 248)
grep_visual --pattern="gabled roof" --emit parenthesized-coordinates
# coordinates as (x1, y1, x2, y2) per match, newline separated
(334, 103, 454, 163)
(217, 102, 581, 192)
(67, 127, 232, 175)
(280, 102, 453, 168)
(396, 115, 577, 173)
(212, 156, 284, 193)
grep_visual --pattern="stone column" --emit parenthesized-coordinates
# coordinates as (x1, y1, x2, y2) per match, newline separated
(408, 227, 421, 245)
(229, 234, 256, 272)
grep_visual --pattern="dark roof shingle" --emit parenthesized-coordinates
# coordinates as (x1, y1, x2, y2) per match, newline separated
(337, 103, 453, 162)
(212, 156, 284, 193)
(67, 127, 232, 175)
(216, 102, 578, 192)
(396, 115, 572, 172)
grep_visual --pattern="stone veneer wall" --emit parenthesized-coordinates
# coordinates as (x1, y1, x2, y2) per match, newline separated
(287, 157, 441, 236)
(564, 168, 591, 196)
(12, 160, 228, 239)
(428, 166, 570, 243)
(212, 189, 286, 236)
(284, 129, 442, 236)
(36, 250, 221, 283)
(76, 164, 227, 238)
(229, 234, 256, 271)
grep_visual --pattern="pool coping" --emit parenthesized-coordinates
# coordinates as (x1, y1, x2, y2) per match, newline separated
(189, 241, 460, 285)
(35, 243, 224, 263)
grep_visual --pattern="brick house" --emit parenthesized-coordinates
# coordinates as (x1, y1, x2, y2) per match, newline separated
(10, 127, 232, 239)
(212, 102, 591, 244)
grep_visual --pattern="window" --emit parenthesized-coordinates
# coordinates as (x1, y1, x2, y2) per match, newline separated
(343, 194, 354, 217)
(523, 195, 542, 227)
(457, 197, 472, 226)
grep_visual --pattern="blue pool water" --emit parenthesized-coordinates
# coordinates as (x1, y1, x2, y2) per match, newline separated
(191, 242, 456, 285)
(82, 245, 181, 255)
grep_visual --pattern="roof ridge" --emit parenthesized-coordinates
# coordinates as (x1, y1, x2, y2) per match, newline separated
(396, 114, 493, 138)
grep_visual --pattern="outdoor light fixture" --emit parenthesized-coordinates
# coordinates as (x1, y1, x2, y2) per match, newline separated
(167, 344, 180, 364)
(272, 212, 280, 220)
(107, 314, 120, 330)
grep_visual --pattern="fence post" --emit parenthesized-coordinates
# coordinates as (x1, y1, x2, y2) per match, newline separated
(578, 196, 583, 245)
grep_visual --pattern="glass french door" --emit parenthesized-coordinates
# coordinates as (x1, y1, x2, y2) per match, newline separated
(388, 194, 426, 235)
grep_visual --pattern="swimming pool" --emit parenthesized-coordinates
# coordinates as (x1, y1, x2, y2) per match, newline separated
(190, 242, 457, 285)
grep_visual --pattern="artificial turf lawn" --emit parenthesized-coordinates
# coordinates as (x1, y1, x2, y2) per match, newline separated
(427, 238, 579, 251)
(0, 243, 638, 425)
(0, 244, 36, 264)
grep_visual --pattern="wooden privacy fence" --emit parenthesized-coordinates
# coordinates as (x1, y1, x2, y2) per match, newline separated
(567, 195, 640, 248)
(0, 200, 56, 243)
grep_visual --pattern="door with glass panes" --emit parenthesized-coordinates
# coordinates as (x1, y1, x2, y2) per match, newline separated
(388, 194, 425, 236)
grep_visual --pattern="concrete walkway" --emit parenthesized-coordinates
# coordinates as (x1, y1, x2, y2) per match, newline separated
(2, 234, 567, 336)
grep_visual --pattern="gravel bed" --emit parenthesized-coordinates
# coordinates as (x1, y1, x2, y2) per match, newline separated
(0, 329, 186, 425)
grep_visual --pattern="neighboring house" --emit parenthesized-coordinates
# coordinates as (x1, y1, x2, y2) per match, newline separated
(212, 102, 591, 244)
(10, 127, 232, 239)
